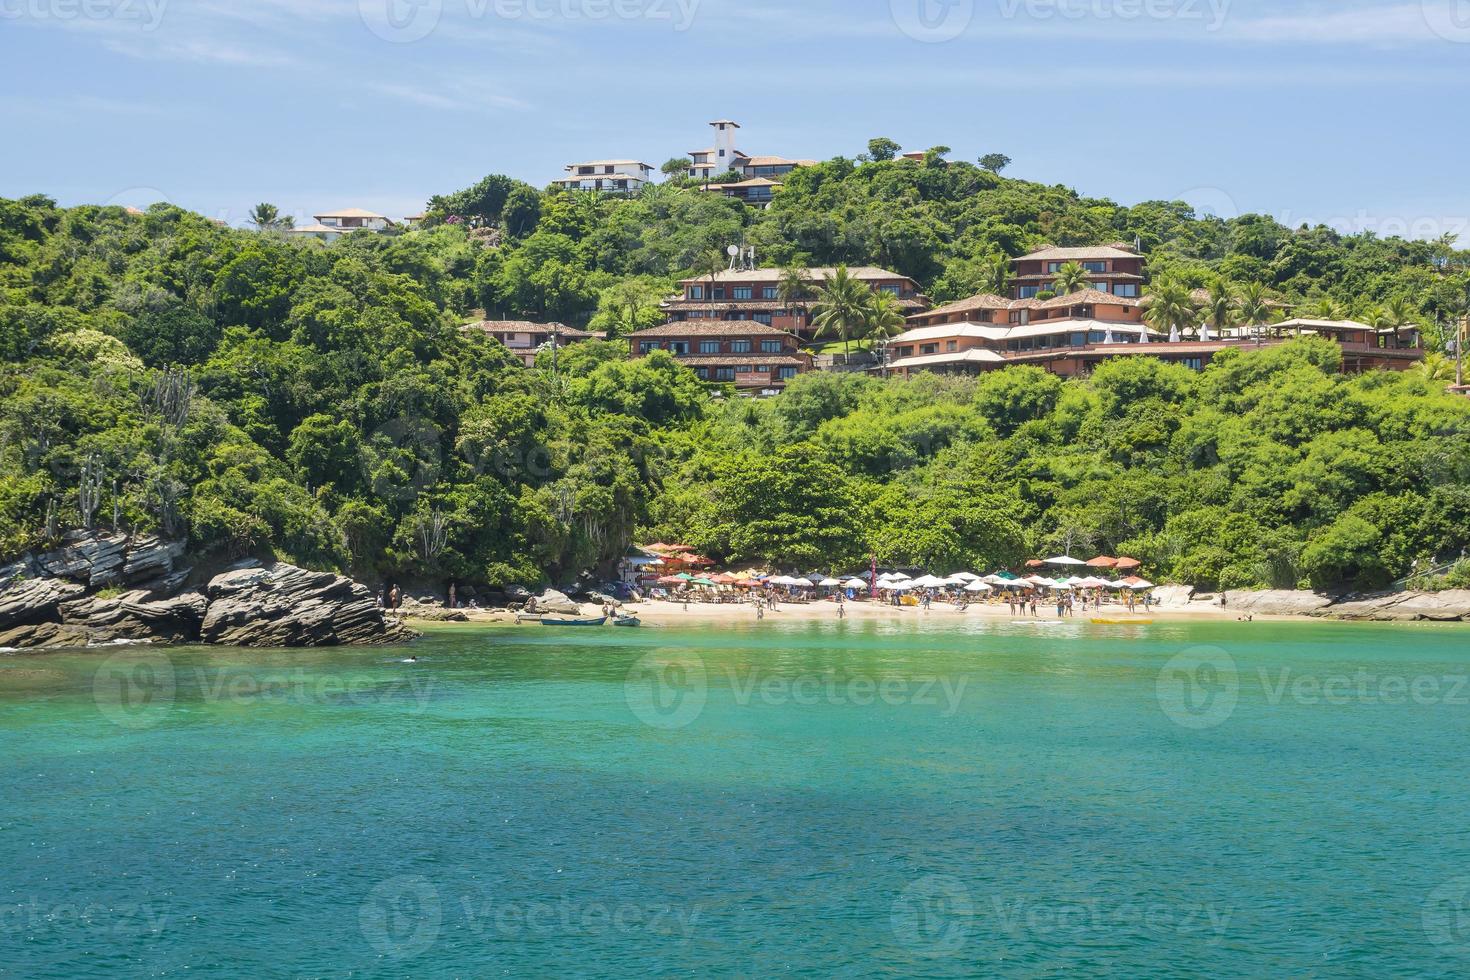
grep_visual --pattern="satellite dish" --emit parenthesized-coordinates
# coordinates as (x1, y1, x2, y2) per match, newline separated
(726, 245, 740, 257)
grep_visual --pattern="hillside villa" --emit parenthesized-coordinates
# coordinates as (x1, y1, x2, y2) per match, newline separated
(553, 160, 655, 194)
(662, 266, 928, 339)
(1010, 243, 1145, 299)
(626, 319, 811, 394)
(465, 319, 602, 367)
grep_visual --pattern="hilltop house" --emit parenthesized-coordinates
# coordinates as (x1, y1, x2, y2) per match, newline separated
(315, 208, 393, 232)
(662, 267, 928, 339)
(553, 160, 655, 194)
(688, 120, 749, 179)
(627, 320, 811, 394)
(699, 177, 783, 206)
(464, 320, 602, 367)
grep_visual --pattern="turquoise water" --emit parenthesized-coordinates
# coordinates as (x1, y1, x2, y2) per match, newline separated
(3, 618, 1470, 977)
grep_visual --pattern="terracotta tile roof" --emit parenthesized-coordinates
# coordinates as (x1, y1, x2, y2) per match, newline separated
(1017, 244, 1140, 261)
(1013, 271, 1144, 282)
(1034, 288, 1144, 310)
(630, 320, 798, 339)
(466, 320, 600, 339)
(675, 266, 918, 286)
(919, 293, 1012, 318)
(741, 156, 817, 167)
(314, 208, 388, 220)
(701, 177, 783, 190)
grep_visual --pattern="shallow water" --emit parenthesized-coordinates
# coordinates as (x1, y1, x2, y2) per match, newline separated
(2, 618, 1470, 977)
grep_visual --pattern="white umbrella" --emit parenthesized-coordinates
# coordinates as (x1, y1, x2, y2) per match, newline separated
(1078, 577, 1111, 588)
(951, 572, 980, 581)
(1065, 576, 1088, 586)
(842, 577, 869, 590)
(1125, 579, 1155, 590)
(1201, 323, 1212, 342)
(806, 572, 826, 584)
(888, 580, 916, 591)
(1024, 575, 1055, 587)
(1168, 325, 1180, 343)
(982, 574, 1012, 585)
(964, 581, 992, 593)
(1045, 556, 1088, 567)
(909, 575, 942, 588)
(818, 577, 842, 587)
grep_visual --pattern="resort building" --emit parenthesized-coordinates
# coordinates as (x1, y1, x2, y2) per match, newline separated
(464, 320, 602, 368)
(553, 160, 655, 194)
(313, 208, 394, 233)
(886, 293, 1424, 379)
(626, 320, 811, 394)
(1010, 243, 1146, 299)
(699, 177, 783, 206)
(286, 223, 345, 243)
(738, 156, 818, 179)
(402, 213, 426, 229)
(662, 267, 928, 339)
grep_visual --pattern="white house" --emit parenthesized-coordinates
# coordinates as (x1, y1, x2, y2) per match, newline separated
(285, 222, 345, 243)
(688, 120, 749, 179)
(553, 160, 655, 194)
(312, 208, 393, 232)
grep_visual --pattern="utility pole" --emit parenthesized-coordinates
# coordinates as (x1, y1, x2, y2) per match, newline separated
(1457, 315, 1466, 388)
(550, 323, 559, 382)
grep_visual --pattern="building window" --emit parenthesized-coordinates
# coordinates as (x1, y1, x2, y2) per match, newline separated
(1046, 261, 1062, 273)
(699, 341, 721, 354)
(712, 288, 725, 300)
(732, 287, 753, 300)
(1070, 333, 1086, 347)
(880, 285, 901, 296)
(762, 286, 779, 300)
(1091, 282, 1111, 294)
(946, 340, 958, 352)
(689, 285, 704, 300)
(731, 340, 751, 353)
(1082, 261, 1107, 273)
(1019, 286, 1040, 299)
(753, 313, 773, 325)
(669, 341, 689, 355)
(920, 343, 938, 355)
(754, 364, 769, 373)
(1183, 357, 1204, 371)
(716, 368, 735, 381)
(1115, 284, 1139, 297)
(779, 367, 798, 379)
(760, 340, 782, 353)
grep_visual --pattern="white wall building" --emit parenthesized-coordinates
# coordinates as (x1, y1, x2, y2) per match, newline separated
(688, 120, 749, 179)
(553, 160, 655, 193)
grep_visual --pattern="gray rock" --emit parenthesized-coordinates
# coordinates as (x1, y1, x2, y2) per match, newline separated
(1151, 585, 1195, 608)
(201, 562, 416, 647)
(533, 589, 583, 616)
(120, 536, 186, 582)
(58, 590, 207, 643)
(0, 577, 88, 630)
(37, 532, 128, 583)
(1222, 590, 1335, 616)
(0, 621, 92, 649)
(1327, 590, 1470, 622)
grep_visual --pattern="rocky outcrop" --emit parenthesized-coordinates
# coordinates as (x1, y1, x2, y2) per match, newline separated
(1221, 590, 1336, 616)
(201, 563, 416, 647)
(1325, 590, 1470, 622)
(0, 532, 416, 650)
(529, 589, 583, 616)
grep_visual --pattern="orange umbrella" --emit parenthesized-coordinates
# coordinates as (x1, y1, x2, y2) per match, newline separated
(1114, 557, 1141, 570)
(1086, 556, 1117, 568)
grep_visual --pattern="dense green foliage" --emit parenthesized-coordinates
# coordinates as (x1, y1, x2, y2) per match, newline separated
(3, 155, 1469, 591)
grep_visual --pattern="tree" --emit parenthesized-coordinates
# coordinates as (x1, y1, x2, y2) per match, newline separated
(863, 289, 907, 356)
(1143, 279, 1199, 339)
(979, 153, 1011, 174)
(1203, 280, 1238, 338)
(248, 203, 293, 232)
(1052, 261, 1090, 295)
(811, 265, 872, 356)
(777, 263, 813, 331)
(662, 158, 693, 180)
(867, 138, 901, 162)
(1237, 282, 1278, 337)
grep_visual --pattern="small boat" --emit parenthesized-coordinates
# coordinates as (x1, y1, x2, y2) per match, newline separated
(540, 616, 609, 627)
(612, 616, 641, 628)
(1091, 617, 1154, 625)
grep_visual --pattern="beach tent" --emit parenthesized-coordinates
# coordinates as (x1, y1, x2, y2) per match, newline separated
(1044, 556, 1088, 567)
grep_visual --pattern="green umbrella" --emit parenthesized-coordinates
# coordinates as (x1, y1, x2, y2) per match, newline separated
(690, 577, 718, 587)
(675, 573, 695, 580)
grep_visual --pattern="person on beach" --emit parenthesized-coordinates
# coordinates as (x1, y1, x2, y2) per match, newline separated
(390, 585, 401, 610)
(448, 583, 456, 609)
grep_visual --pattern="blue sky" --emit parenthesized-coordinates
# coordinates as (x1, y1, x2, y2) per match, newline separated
(4, 0, 1469, 240)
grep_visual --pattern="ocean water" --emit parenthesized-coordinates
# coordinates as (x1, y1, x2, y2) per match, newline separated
(2, 618, 1470, 978)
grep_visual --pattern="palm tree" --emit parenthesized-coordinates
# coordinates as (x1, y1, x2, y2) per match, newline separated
(863, 289, 907, 365)
(698, 249, 726, 319)
(248, 203, 292, 232)
(810, 265, 871, 356)
(1432, 232, 1459, 271)
(977, 253, 1011, 296)
(1203, 280, 1239, 338)
(777, 263, 813, 335)
(1301, 296, 1342, 321)
(1237, 282, 1277, 337)
(1142, 279, 1198, 341)
(1419, 351, 1456, 382)
(1052, 261, 1090, 295)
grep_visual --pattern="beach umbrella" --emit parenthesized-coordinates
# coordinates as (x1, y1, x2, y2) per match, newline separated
(888, 580, 916, 591)
(806, 572, 826, 584)
(950, 572, 980, 581)
(1065, 576, 1088, 586)
(689, 577, 718, 587)
(1024, 559, 1046, 569)
(818, 577, 842, 587)
(657, 575, 686, 586)
(964, 581, 992, 593)
(711, 573, 739, 585)
(1123, 578, 1155, 590)
(1086, 556, 1117, 569)
(1044, 556, 1088, 567)
(1114, 557, 1142, 571)
(1024, 575, 1054, 587)
(842, 578, 869, 590)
